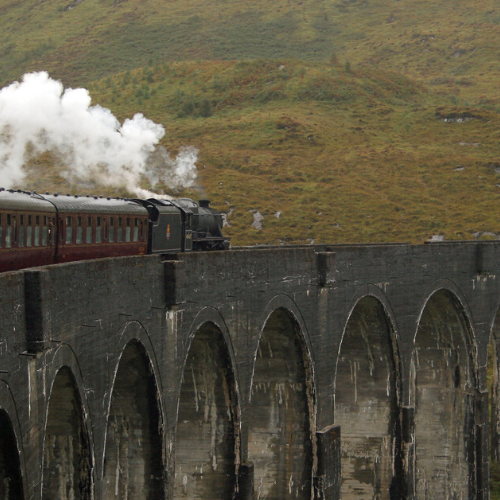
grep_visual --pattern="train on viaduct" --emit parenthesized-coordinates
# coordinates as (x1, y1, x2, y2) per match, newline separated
(1, 241, 500, 499)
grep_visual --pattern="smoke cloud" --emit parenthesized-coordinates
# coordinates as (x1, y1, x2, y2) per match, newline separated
(0, 71, 198, 195)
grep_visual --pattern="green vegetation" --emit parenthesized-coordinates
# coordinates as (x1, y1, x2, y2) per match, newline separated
(2, 0, 500, 247)
(20, 60, 500, 247)
(1, 0, 500, 106)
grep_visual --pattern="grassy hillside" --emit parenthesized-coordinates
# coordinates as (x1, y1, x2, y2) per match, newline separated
(21, 60, 500, 246)
(1, 0, 500, 106)
(2, 0, 500, 246)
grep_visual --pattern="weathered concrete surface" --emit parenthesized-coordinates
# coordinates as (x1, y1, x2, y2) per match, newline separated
(42, 366, 92, 500)
(247, 308, 314, 500)
(412, 290, 475, 500)
(335, 297, 399, 499)
(103, 341, 164, 500)
(1, 242, 500, 500)
(174, 324, 238, 499)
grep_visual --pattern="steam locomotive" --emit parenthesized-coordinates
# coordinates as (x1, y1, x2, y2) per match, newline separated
(0, 189, 229, 273)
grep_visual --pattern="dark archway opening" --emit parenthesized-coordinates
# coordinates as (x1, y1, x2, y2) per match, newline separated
(103, 341, 164, 500)
(488, 310, 500, 497)
(335, 296, 400, 500)
(174, 322, 238, 499)
(248, 308, 314, 500)
(0, 409, 24, 500)
(42, 366, 92, 500)
(413, 290, 475, 499)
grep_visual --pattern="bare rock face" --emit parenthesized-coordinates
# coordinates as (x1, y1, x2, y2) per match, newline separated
(488, 162, 500, 174)
(250, 211, 264, 230)
(427, 234, 444, 242)
(222, 208, 233, 227)
(64, 0, 85, 10)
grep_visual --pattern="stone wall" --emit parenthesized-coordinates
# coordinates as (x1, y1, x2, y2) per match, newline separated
(0, 242, 500, 499)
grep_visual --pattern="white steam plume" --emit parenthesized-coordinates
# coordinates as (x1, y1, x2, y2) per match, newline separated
(0, 71, 198, 195)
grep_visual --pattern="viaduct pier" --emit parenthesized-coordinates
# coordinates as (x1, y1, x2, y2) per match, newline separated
(1, 242, 500, 499)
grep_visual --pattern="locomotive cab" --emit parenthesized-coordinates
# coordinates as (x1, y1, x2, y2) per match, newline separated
(134, 199, 187, 253)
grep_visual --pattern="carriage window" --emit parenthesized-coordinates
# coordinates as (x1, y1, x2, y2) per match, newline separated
(42, 216, 48, 246)
(34, 216, 40, 247)
(18, 215, 25, 247)
(65, 216, 73, 244)
(76, 217, 83, 244)
(13, 216, 18, 247)
(109, 217, 115, 243)
(26, 215, 32, 247)
(133, 218, 139, 242)
(51, 218, 56, 245)
(117, 217, 123, 243)
(50, 218, 55, 245)
(86, 216, 93, 244)
(5, 214, 12, 248)
(96, 217, 102, 243)
(125, 218, 131, 242)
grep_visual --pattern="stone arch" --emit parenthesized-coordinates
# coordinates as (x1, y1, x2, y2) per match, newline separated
(42, 366, 92, 500)
(334, 292, 401, 500)
(487, 301, 500, 463)
(174, 311, 239, 499)
(178, 306, 241, 404)
(412, 287, 476, 499)
(0, 383, 25, 500)
(248, 300, 315, 500)
(110, 319, 165, 411)
(103, 338, 164, 499)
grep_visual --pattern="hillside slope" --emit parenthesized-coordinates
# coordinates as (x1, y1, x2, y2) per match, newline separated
(1, 0, 500, 107)
(2, 0, 500, 245)
(20, 60, 500, 246)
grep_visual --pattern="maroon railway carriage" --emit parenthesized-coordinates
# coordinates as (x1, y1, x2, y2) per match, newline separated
(0, 190, 149, 273)
(0, 191, 57, 272)
(45, 193, 149, 264)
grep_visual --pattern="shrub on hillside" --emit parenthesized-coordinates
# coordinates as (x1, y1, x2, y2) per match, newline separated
(177, 98, 214, 118)
(298, 76, 356, 103)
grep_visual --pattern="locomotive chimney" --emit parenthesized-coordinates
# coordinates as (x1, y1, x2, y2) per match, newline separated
(199, 199, 210, 208)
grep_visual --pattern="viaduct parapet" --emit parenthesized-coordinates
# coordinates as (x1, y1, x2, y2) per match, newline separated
(1, 242, 500, 500)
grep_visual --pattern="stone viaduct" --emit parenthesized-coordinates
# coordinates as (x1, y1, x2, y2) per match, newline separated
(1, 242, 500, 500)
